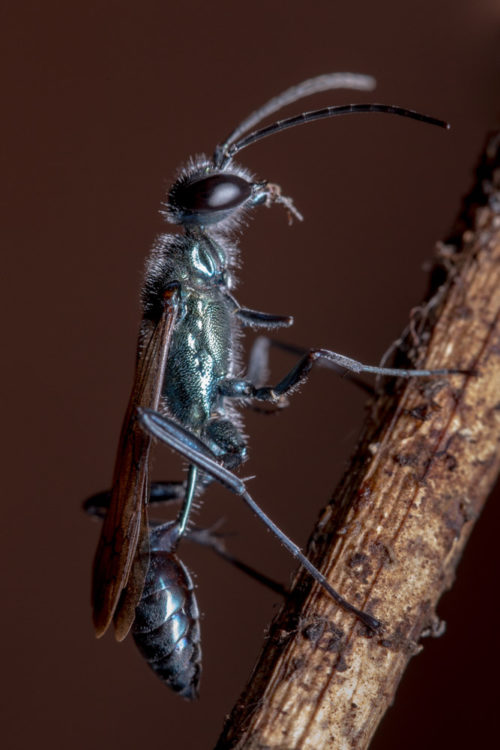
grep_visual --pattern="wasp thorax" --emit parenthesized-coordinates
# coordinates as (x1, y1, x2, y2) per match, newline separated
(168, 172, 253, 226)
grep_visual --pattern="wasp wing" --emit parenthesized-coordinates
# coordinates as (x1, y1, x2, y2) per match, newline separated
(91, 286, 180, 640)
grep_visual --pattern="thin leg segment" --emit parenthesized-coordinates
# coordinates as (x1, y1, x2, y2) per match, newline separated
(176, 464, 199, 536)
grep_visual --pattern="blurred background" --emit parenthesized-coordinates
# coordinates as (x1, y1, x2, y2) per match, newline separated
(2, 1, 499, 748)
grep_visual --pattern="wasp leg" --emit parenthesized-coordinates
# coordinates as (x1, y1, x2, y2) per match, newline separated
(223, 288, 293, 329)
(150, 476, 217, 505)
(242, 337, 291, 414)
(148, 479, 197, 534)
(138, 406, 380, 632)
(219, 346, 470, 405)
(261, 337, 375, 396)
(246, 336, 374, 402)
(236, 308, 293, 329)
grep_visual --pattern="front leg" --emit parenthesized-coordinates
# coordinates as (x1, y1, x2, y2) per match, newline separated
(237, 307, 293, 329)
(223, 288, 293, 329)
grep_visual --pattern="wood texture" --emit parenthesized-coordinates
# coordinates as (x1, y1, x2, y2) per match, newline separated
(215, 133, 500, 750)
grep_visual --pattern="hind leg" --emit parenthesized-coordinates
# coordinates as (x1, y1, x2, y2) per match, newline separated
(138, 406, 380, 631)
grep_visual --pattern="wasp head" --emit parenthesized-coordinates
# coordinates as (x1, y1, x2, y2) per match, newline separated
(164, 157, 268, 231)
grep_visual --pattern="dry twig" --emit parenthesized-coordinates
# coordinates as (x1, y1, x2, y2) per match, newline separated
(215, 133, 500, 750)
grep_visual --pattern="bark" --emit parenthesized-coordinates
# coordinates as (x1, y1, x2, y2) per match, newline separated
(215, 133, 500, 750)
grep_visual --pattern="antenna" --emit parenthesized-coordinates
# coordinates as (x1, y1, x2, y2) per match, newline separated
(216, 104, 449, 167)
(213, 72, 376, 166)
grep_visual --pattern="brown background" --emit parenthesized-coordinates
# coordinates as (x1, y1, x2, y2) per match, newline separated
(2, 1, 499, 749)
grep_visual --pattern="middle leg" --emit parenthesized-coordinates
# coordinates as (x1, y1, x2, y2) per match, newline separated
(218, 345, 470, 405)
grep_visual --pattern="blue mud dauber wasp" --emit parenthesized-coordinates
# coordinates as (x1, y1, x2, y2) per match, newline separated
(86, 73, 459, 698)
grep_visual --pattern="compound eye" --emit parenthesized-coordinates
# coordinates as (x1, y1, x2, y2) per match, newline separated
(169, 173, 252, 224)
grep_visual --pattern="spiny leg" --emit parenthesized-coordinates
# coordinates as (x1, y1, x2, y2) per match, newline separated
(219, 346, 470, 405)
(259, 337, 376, 396)
(243, 337, 291, 414)
(138, 407, 380, 632)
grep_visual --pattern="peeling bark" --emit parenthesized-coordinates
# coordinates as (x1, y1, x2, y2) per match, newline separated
(215, 133, 500, 750)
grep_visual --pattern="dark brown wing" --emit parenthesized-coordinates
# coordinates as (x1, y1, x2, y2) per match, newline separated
(91, 286, 180, 640)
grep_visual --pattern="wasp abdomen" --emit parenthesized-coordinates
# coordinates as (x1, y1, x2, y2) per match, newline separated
(132, 549, 201, 699)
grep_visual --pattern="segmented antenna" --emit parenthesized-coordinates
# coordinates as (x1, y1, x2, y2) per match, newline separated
(217, 104, 449, 167)
(213, 72, 376, 167)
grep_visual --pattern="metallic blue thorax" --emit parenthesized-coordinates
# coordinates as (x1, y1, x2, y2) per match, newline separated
(152, 233, 236, 434)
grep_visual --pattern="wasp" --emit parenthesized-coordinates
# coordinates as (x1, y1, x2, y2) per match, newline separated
(88, 72, 455, 695)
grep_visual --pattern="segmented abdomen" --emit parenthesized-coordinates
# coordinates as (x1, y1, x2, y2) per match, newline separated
(132, 549, 201, 699)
